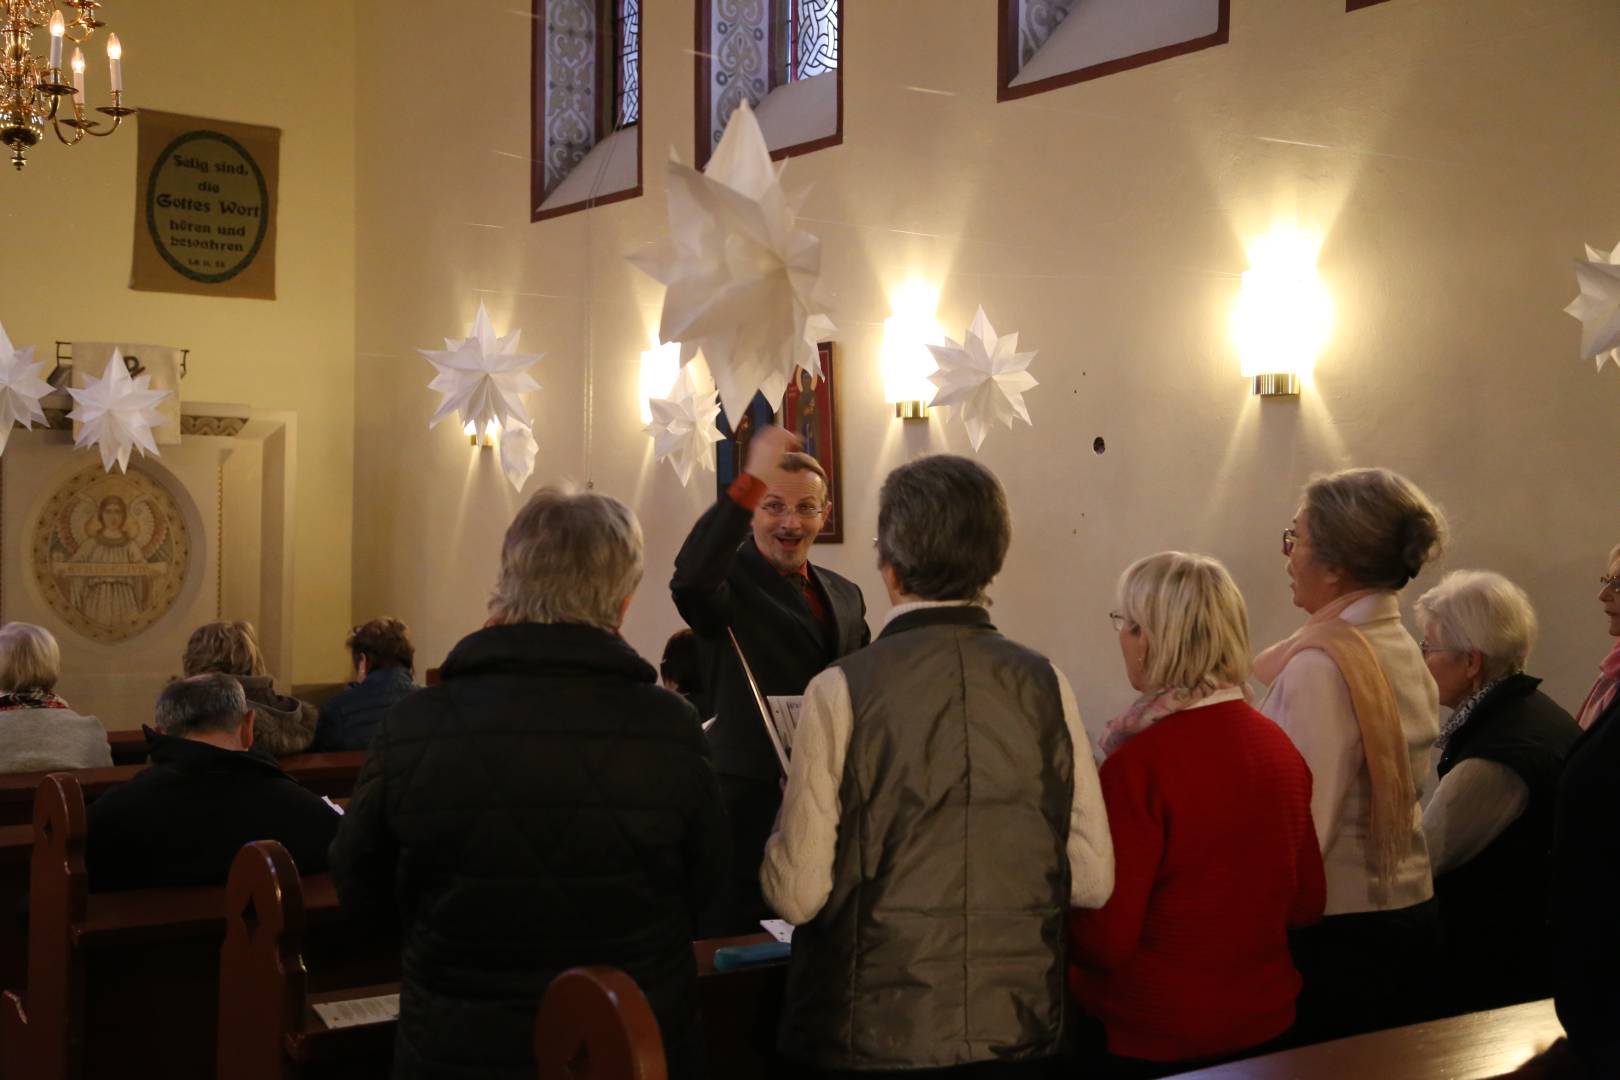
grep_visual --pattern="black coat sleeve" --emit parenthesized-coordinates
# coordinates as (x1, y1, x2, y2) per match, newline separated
(670, 494, 755, 636)
(682, 734, 731, 922)
(329, 720, 399, 921)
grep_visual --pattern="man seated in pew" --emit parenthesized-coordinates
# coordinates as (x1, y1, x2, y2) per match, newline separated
(181, 619, 318, 755)
(311, 616, 418, 752)
(762, 455, 1114, 1077)
(331, 487, 727, 1080)
(0, 622, 113, 773)
(85, 674, 341, 892)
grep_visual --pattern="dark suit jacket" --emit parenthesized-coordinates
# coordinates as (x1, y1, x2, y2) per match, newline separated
(671, 492, 869, 781)
(1552, 695, 1620, 1074)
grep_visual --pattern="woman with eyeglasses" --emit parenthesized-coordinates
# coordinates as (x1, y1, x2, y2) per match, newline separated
(1071, 553, 1324, 1076)
(1412, 571, 1579, 1016)
(1575, 545, 1620, 730)
(1255, 467, 1446, 1044)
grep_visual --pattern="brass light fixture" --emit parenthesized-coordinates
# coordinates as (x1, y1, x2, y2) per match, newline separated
(1, 1, 135, 171)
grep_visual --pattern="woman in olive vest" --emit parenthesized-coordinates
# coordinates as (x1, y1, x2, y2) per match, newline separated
(1416, 570, 1579, 1015)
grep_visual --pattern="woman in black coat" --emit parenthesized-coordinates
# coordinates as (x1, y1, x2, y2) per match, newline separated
(331, 489, 728, 1080)
(1414, 570, 1579, 1015)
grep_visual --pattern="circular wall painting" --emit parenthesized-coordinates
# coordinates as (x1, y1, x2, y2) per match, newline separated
(30, 465, 192, 644)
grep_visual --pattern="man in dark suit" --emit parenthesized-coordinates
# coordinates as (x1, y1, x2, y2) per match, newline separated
(672, 425, 868, 933)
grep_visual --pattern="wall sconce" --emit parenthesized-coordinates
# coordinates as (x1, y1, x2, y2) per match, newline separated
(639, 342, 682, 423)
(1231, 227, 1333, 397)
(882, 279, 944, 420)
(464, 418, 499, 447)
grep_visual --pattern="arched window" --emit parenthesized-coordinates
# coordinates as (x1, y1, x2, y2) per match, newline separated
(532, 0, 642, 222)
(696, 0, 841, 169)
(998, 0, 1228, 102)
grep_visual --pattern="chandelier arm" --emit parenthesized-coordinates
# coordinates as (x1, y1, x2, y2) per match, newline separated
(83, 109, 123, 137)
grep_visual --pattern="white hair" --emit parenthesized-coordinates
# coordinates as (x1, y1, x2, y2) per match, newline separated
(489, 488, 644, 631)
(1117, 552, 1252, 692)
(1414, 570, 1538, 683)
(0, 622, 61, 694)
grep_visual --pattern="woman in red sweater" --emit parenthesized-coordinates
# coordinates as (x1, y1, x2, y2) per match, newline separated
(1071, 552, 1326, 1076)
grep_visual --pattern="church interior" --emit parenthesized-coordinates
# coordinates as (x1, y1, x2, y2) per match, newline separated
(0, 0, 1617, 1077)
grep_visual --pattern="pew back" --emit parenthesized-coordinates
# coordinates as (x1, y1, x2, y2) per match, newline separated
(535, 967, 667, 1080)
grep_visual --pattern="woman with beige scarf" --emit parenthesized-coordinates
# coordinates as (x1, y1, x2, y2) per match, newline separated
(1255, 467, 1446, 1044)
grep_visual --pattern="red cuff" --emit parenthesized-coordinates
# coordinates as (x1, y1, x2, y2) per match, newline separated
(727, 472, 767, 511)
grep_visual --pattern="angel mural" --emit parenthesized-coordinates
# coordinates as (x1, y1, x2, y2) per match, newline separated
(32, 466, 190, 644)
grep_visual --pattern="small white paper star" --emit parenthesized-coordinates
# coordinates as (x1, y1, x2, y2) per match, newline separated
(1565, 243, 1620, 373)
(927, 307, 1039, 451)
(0, 320, 51, 457)
(628, 100, 835, 423)
(419, 302, 543, 432)
(644, 365, 725, 486)
(498, 421, 538, 493)
(66, 350, 172, 473)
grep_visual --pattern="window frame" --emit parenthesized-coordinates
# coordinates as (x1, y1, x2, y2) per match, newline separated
(693, 0, 844, 171)
(996, 0, 1230, 103)
(1346, 0, 1392, 9)
(530, 0, 644, 224)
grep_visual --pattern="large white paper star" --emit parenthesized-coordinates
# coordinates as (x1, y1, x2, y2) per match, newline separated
(0, 320, 51, 457)
(644, 364, 725, 486)
(419, 302, 543, 432)
(628, 100, 835, 424)
(498, 421, 538, 493)
(927, 307, 1039, 451)
(66, 350, 172, 473)
(1566, 243, 1620, 373)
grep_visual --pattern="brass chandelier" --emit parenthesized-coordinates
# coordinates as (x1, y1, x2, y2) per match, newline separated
(0, 0, 133, 171)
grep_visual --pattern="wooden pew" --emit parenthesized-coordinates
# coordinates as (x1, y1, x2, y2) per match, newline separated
(536, 967, 666, 1080)
(105, 731, 148, 767)
(0, 774, 377, 1080)
(217, 841, 398, 1080)
(1169, 997, 1578, 1079)
(0, 751, 367, 827)
(694, 934, 787, 1080)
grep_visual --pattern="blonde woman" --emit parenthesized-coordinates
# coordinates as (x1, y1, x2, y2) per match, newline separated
(0, 622, 112, 773)
(181, 621, 316, 755)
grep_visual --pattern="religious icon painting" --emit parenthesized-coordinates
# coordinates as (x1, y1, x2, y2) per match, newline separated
(30, 464, 192, 644)
(713, 341, 844, 544)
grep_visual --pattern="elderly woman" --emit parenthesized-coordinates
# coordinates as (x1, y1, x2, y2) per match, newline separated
(1414, 570, 1578, 1014)
(1255, 467, 1447, 1042)
(181, 620, 316, 755)
(1072, 553, 1323, 1074)
(331, 488, 726, 1080)
(1575, 543, 1620, 730)
(0, 622, 113, 773)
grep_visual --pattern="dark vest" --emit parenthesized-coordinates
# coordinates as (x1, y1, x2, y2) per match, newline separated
(778, 606, 1074, 1070)
(1434, 673, 1580, 1010)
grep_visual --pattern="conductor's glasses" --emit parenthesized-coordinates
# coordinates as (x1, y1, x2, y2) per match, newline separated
(760, 499, 824, 519)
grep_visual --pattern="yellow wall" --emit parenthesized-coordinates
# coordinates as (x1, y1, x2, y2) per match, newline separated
(2, 0, 357, 684)
(354, 0, 1620, 731)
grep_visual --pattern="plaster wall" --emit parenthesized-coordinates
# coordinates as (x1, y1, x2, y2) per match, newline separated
(354, 0, 1620, 735)
(0, 0, 357, 686)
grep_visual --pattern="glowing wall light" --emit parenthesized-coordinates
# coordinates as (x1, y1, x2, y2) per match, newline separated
(639, 342, 682, 423)
(1231, 227, 1333, 397)
(881, 279, 945, 420)
(463, 418, 499, 447)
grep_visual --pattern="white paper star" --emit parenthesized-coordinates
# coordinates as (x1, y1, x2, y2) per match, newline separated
(0, 320, 51, 457)
(1565, 243, 1620, 373)
(497, 421, 538, 493)
(644, 365, 725, 486)
(66, 350, 172, 473)
(927, 307, 1039, 451)
(419, 302, 543, 432)
(628, 99, 836, 424)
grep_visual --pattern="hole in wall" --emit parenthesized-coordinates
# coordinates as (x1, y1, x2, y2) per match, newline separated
(1092, 437, 1106, 455)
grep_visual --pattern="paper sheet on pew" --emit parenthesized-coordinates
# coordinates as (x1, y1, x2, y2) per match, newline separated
(760, 919, 795, 944)
(313, 993, 399, 1030)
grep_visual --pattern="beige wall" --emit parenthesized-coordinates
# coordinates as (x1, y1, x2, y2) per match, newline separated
(354, 0, 1620, 733)
(2, 0, 357, 686)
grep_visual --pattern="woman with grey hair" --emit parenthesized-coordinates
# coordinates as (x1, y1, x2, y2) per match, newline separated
(1415, 570, 1579, 1014)
(0, 621, 113, 773)
(1254, 466, 1446, 1042)
(1575, 541, 1620, 729)
(331, 487, 726, 1080)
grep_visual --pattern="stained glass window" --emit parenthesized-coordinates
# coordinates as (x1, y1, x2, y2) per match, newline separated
(612, 0, 640, 129)
(778, 0, 838, 85)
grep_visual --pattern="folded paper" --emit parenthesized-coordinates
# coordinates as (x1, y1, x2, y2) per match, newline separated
(420, 302, 543, 433)
(928, 307, 1039, 451)
(1566, 243, 1620, 373)
(0, 320, 50, 458)
(498, 422, 538, 493)
(628, 100, 835, 423)
(66, 350, 173, 473)
(644, 364, 725, 486)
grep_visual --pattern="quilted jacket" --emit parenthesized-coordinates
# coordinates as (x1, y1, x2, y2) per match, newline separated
(330, 621, 728, 1080)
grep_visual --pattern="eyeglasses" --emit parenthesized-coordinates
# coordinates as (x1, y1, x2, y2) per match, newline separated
(1281, 528, 1301, 556)
(1418, 640, 1454, 658)
(760, 499, 824, 519)
(1600, 575, 1620, 594)
(1109, 611, 1131, 632)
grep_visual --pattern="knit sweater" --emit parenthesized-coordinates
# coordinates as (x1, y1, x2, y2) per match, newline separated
(1070, 698, 1326, 1063)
